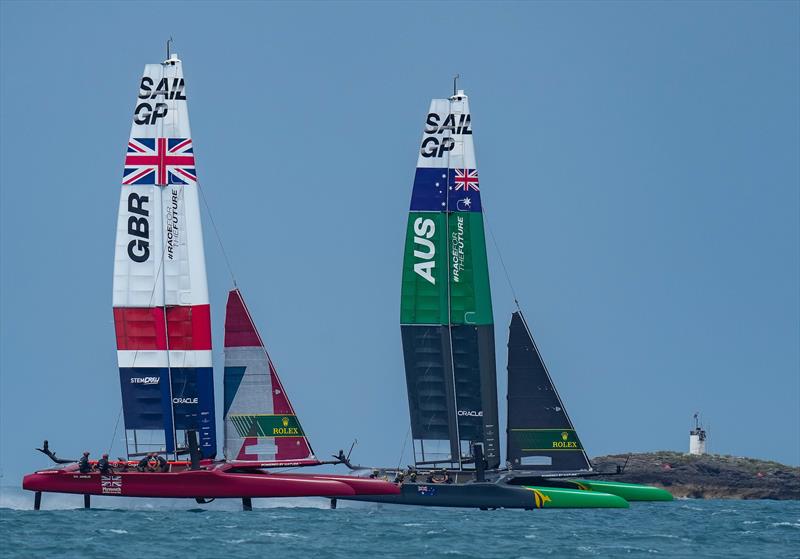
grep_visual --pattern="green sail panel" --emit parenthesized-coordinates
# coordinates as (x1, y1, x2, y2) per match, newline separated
(400, 213, 492, 326)
(448, 212, 492, 326)
(508, 429, 584, 452)
(401, 213, 448, 325)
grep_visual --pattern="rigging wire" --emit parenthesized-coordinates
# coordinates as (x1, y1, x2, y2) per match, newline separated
(107, 405, 123, 457)
(197, 181, 237, 288)
(481, 202, 521, 312)
(395, 424, 412, 472)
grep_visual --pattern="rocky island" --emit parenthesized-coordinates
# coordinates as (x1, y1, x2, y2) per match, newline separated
(590, 452, 800, 500)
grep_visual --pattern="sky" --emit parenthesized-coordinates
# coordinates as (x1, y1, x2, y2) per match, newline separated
(1, 1, 798, 485)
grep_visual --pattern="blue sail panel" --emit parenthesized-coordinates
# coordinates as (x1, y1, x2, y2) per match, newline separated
(410, 167, 483, 212)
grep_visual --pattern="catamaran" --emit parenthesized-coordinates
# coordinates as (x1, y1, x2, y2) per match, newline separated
(22, 51, 399, 509)
(339, 86, 672, 509)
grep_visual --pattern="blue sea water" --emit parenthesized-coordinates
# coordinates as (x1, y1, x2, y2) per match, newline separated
(1, 487, 798, 558)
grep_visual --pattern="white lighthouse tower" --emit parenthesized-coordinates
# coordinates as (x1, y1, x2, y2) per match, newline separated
(689, 412, 707, 455)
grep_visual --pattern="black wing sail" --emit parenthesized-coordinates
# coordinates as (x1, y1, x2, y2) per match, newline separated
(506, 311, 591, 472)
(401, 326, 460, 463)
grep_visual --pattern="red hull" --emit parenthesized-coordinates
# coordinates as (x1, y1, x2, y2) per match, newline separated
(22, 463, 399, 499)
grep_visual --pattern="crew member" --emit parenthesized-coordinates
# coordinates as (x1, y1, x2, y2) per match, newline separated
(155, 453, 169, 472)
(96, 453, 111, 475)
(430, 469, 449, 484)
(78, 451, 92, 473)
(136, 453, 151, 472)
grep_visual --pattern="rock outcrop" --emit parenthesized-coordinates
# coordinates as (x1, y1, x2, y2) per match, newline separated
(590, 452, 800, 500)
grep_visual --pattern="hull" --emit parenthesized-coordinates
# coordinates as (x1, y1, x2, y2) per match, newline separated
(341, 481, 628, 509)
(570, 479, 673, 502)
(523, 486, 628, 508)
(506, 473, 674, 503)
(22, 464, 399, 499)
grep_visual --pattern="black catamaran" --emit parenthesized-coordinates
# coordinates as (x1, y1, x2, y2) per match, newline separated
(342, 86, 672, 509)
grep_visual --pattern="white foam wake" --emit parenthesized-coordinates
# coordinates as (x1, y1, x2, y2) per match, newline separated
(0, 485, 366, 511)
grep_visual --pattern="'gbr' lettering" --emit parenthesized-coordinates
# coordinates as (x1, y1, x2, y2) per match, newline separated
(134, 77, 186, 125)
(420, 113, 471, 158)
(412, 217, 436, 285)
(127, 193, 150, 263)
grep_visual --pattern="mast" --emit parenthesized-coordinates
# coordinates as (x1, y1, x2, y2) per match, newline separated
(444, 90, 461, 469)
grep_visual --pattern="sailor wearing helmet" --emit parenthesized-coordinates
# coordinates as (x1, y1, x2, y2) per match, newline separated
(78, 451, 92, 473)
(96, 453, 111, 475)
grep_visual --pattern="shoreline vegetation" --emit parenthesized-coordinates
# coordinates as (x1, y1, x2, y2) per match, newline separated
(591, 451, 800, 500)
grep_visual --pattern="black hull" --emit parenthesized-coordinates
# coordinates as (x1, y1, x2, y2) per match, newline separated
(340, 482, 538, 509)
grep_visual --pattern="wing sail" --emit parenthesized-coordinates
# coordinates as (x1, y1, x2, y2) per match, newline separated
(400, 91, 499, 470)
(113, 55, 216, 459)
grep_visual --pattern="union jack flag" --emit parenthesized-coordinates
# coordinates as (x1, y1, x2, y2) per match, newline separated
(123, 138, 196, 186)
(101, 475, 122, 488)
(100, 475, 122, 494)
(454, 168, 479, 192)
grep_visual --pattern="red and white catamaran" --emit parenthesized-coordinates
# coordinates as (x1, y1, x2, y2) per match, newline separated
(22, 51, 397, 509)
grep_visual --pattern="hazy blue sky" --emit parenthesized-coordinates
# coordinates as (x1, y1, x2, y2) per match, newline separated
(1, 1, 798, 484)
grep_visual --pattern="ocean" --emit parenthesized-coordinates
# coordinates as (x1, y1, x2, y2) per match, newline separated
(1, 487, 798, 558)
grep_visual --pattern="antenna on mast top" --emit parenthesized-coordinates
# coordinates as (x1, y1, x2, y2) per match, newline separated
(453, 73, 460, 96)
(166, 37, 173, 60)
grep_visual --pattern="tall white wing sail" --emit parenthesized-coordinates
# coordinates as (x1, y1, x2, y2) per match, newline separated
(112, 54, 216, 458)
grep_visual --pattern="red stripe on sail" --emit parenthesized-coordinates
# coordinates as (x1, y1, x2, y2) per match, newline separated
(224, 289, 261, 347)
(113, 307, 168, 350)
(270, 366, 293, 415)
(114, 305, 211, 350)
(173, 167, 197, 182)
(276, 437, 314, 460)
(270, 365, 312, 460)
(171, 138, 192, 152)
(236, 437, 259, 461)
(123, 155, 195, 166)
(122, 167, 154, 185)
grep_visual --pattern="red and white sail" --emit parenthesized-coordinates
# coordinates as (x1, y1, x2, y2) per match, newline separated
(112, 54, 216, 458)
(223, 289, 317, 465)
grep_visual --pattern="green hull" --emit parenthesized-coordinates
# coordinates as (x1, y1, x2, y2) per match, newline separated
(570, 480, 673, 502)
(523, 486, 629, 508)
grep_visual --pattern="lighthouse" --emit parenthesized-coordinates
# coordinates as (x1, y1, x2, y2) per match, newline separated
(689, 412, 707, 455)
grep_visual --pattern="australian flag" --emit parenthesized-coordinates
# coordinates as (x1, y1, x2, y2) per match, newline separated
(123, 138, 196, 186)
(409, 167, 482, 212)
